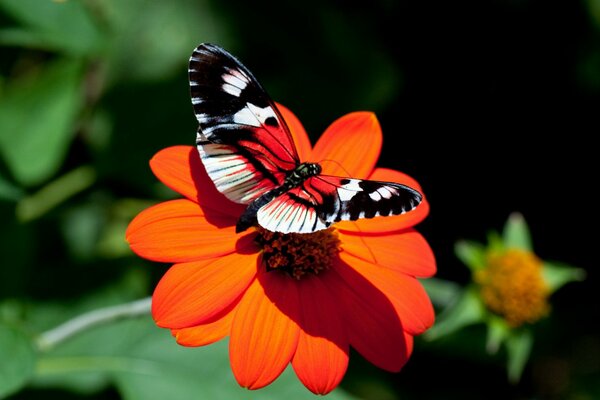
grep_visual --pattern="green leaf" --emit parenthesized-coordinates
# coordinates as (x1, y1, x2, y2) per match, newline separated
(0, 59, 83, 186)
(503, 212, 533, 251)
(487, 230, 504, 252)
(95, 0, 228, 83)
(454, 240, 486, 271)
(542, 261, 586, 293)
(16, 166, 96, 222)
(420, 277, 462, 308)
(0, 324, 36, 398)
(0, 172, 24, 201)
(506, 329, 533, 384)
(424, 287, 485, 341)
(0, 0, 104, 55)
(485, 316, 509, 354)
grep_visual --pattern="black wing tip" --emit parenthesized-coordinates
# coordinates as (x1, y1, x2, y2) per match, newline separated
(191, 43, 232, 60)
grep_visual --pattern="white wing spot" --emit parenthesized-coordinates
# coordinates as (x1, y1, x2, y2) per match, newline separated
(369, 191, 381, 201)
(223, 69, 249, 89)
(337, 180, 363, 202)
(377, 187, 396, 199)
(195, 113, 210, 123)
(232, 103, 277, 127)
(221, 69, 249, 98)
(222, 83, 242, 97)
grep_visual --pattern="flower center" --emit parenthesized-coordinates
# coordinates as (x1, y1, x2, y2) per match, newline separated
(475, 249, 550, 327)
(255, 227, 341, 280)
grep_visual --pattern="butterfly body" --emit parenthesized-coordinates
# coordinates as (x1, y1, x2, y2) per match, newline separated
(236, 162, 322, 232)
(189, 43, 423, 234)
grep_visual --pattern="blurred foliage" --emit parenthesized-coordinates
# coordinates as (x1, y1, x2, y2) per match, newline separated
(0, 0, 598, 399)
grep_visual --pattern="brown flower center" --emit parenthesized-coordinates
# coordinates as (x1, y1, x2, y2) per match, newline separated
(475, 249, 550, 327)
(255, 227, 341, 280)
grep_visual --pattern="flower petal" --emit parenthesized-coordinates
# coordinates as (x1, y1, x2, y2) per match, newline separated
(126, 199, 251, 263)
(229, 268, 301, 390)
(310, 112, 382, 178)
(276, 103, 312, 161)
(339, 229, 436, 278)
(338, 252, 434, 335)
(150, 146, 245, 217)
(152, 251, 258, 329)
(172, 301, 237, 347)
(325, 264, 411, 372)
(336, 167, 429, 233)
(291, 277, 349, 395)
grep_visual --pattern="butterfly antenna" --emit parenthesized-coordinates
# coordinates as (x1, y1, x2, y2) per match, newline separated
(319, 159, 352, 176)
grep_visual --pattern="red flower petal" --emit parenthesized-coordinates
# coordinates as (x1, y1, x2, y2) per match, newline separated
(229, 268, 301, 390)
(126, 199, 251, 263)
(150, 146, 245, 217)
(172, 301, 237, 347)
(336, 167, 429, 233)
(291, 277, 349, 395)
(339, 229, 436, 278)
(152, 251, 258, 329)
(338, 252, 434, 335)
(325, 264, 411, 372)
(276, 103, 312, 161)
(310, 112, 382, 179)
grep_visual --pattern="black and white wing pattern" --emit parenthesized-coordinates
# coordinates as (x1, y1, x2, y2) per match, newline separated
(189, 43, 299, 204)
(189, 43, 424, 233)
(256, 175, 423, 233)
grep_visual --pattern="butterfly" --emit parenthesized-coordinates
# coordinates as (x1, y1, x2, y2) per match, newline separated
(189, 43, 423, 234)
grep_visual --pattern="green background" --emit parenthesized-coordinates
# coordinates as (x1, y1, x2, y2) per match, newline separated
(1, 0, 598, 399)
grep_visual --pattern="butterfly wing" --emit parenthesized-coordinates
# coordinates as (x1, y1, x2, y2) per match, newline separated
(189, 43, 300, 204)
(257, 175, 423, 233)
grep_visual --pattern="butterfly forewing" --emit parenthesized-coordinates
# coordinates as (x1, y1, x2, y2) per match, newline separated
(257, 175, 423, 233)
(190, 43, 424, 233)
(189, 44, 299, 204)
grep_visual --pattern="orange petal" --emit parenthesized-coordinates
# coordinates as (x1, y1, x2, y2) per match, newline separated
(325, 264, 411, 372)
(338, 252, 434, 336)
(276, 103, 312, 161)
(310, 112, 382, 179)
(336, 167, 429, 233)
(150, 146, 246, 217)
(338, 229, 436, 278)
(291, 277, 349, 395)
(126, 199, 252, 263)
(229, 268, 301, 390)
(172, 301, 237, 347)
(152, 252, 258, 329)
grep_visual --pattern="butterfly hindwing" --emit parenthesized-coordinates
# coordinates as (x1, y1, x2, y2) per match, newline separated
(189, 43, 299, 204)
(257, 175, 423, 233)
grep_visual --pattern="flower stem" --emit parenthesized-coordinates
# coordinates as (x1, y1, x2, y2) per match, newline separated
(36, 297, 152, 352)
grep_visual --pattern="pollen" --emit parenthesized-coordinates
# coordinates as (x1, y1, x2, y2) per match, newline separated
(475, 249, 550, 327)
(255, 227, 341, 280)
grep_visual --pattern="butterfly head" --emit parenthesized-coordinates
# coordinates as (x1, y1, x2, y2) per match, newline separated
(296, 162, 322, 178)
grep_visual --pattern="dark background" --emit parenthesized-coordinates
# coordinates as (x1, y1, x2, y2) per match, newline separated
(1, 0, 598, 399)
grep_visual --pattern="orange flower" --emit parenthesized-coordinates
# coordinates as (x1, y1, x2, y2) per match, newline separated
(126, 105, 436, 394)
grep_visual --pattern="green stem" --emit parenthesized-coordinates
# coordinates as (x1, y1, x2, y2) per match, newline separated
(36, 297, 152, 352)
(16, 165, 96, 222)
